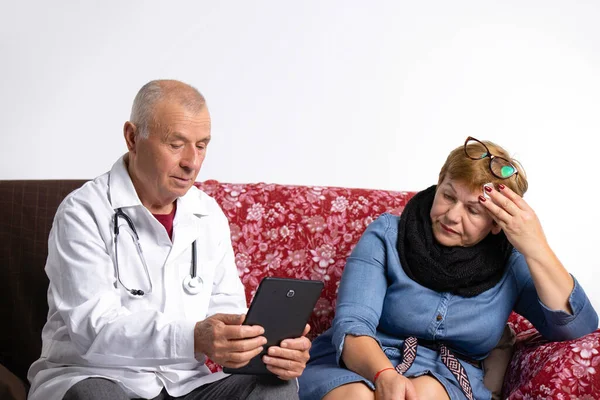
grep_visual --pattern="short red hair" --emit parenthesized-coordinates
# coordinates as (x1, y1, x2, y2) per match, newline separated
(437, 139, 528, 197)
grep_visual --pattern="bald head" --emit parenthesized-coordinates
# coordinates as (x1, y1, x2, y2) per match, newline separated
(130, 80, 207, 138)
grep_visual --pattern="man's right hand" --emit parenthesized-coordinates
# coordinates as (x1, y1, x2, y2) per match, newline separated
(194, 313, 267, 368)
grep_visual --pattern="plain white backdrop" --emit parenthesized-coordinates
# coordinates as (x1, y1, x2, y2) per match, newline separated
(1, 1, 599, 317)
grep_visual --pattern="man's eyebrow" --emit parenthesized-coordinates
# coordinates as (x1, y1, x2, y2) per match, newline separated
(164, 132, 185, 141)
(166, 132, 211, 143)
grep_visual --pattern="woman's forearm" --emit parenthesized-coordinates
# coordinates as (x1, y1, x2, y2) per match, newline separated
(341, 335, 394, 381)
(524, 244, 574, 313)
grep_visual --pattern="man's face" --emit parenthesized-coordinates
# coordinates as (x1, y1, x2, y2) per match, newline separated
(430, 177, 498, 247)
(127, 101, 211, 210)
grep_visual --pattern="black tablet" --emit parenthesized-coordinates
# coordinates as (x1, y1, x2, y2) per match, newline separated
(223, 277, 324, 375)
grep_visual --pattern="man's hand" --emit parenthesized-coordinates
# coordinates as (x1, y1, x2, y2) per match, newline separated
(262, 324, 312, 380)
(194, 313, 266, 369)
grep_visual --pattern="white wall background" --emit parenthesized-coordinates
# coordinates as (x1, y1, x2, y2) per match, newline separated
(1, 1, 599, 317)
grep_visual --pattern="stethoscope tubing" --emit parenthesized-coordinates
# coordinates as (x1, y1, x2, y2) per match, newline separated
(114, 208, 201, 297)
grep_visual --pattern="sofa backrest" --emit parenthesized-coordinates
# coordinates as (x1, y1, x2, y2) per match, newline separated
(0, 180, 88, 384)
(0, 179, 415, 383)
(195, 180, 415, 337)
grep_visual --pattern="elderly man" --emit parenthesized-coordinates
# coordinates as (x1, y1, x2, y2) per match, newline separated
(27, 80, 310, 400)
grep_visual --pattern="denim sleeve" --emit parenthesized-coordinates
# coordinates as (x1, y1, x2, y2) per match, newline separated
(331, 214, 391, 365)
(512, 252, 599, 341)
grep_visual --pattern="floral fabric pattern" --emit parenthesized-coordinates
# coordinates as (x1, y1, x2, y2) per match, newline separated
(504, 315, 600, 398)
(195, 181, 600, 398)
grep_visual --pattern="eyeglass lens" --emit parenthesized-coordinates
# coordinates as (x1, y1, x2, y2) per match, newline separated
(465, 139, 516, 178)
(465, 140, 488, 160)
(490, 158, 516, 178)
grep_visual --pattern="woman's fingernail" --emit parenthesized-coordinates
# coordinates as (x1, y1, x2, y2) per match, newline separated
(479, 195, 486, 202)
(499, 184, 506, 190)
(484, 185, 493, 193)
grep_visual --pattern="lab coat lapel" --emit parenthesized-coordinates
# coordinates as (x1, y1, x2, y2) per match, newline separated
(168, 186, 210, 263)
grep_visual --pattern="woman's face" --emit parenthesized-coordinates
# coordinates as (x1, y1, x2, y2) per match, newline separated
(430, 177, 500, 247)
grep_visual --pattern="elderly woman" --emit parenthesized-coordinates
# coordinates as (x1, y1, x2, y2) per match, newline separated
(298, 137, 598, 400)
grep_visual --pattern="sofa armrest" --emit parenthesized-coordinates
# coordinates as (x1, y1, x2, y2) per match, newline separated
(502, 329, 600, 398)
(0, 363, 27, 400)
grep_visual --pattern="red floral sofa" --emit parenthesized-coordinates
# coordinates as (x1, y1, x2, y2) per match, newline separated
(0, 179, 598, 399)
(196, 180, 600, 399)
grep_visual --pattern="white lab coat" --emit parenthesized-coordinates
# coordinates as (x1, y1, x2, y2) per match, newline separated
(27, 156, 247, 400)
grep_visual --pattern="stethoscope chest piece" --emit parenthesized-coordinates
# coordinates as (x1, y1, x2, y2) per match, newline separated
(183, 275, 203, 295)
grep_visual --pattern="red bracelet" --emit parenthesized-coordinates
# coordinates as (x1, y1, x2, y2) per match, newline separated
(373, 367, 396, 383)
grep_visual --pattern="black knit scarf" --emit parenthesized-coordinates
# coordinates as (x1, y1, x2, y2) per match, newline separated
(397, 185, 513, 297)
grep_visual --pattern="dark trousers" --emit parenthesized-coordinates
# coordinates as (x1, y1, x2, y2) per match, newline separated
(63, 375, 298, 400)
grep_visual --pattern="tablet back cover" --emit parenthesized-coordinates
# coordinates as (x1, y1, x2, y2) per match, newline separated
(223, 277, 323, 375)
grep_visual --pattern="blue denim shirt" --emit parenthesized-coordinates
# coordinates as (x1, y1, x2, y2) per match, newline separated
(332, 213, 598, 364)
(300, 213, 598, 399)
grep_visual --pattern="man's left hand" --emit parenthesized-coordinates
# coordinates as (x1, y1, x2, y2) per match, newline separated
(262, 324, 311, 380)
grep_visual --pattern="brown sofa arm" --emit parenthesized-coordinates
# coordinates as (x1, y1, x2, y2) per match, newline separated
(502, 329, 600, 398)
(0, 363, 27, 400)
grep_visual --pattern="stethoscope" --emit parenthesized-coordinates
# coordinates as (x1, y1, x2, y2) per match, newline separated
(113, 208, 203, 297)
